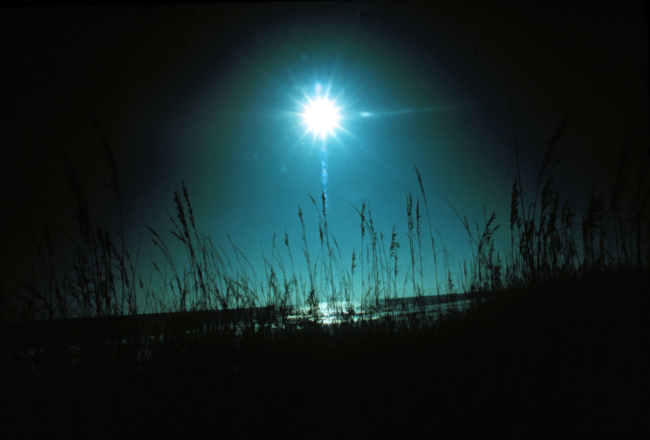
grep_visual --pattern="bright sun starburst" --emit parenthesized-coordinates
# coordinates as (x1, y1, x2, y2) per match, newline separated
(301, 92, 341, 139)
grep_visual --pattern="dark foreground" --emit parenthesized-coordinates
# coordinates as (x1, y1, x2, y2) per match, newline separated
(2, 270, 649, 437)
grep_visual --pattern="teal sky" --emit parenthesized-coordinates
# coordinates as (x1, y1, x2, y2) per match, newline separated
(2, 2, 648, 311)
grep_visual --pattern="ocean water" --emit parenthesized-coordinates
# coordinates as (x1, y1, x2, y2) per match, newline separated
(13, 296, 476, 375)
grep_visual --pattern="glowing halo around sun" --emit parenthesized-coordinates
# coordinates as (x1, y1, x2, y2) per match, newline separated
(300, 84, 341, 140)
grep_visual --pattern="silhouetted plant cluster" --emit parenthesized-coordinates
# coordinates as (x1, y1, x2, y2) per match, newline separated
(1, 115, 648, 346)
(2, 114, 649, 439)
(506, 117, 649, 290)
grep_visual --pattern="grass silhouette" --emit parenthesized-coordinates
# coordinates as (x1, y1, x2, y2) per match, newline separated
(1, 116, 649, 437)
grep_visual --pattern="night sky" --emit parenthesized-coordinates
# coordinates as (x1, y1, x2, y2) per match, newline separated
(2, 2, 648, 312)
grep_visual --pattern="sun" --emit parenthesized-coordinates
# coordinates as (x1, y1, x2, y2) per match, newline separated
(301, 94, 341, 139)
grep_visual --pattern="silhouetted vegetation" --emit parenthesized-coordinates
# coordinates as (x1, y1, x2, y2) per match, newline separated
(1, 116, 648, 436)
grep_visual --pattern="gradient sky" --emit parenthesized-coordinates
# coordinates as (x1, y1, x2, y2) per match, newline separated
(2, 2, 648, 311)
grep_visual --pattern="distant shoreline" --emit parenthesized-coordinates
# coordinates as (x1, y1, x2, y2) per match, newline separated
(1, 292, 474, 352)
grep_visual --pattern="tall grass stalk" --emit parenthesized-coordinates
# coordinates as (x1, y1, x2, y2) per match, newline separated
(414, 165, 439, 303)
